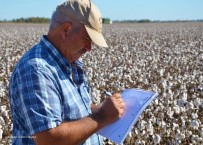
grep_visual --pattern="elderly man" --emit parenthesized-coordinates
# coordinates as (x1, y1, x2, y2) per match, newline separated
(9, 0, 125, 145)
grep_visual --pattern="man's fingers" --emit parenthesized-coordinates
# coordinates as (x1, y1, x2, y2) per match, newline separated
(111, 93, 122, 99)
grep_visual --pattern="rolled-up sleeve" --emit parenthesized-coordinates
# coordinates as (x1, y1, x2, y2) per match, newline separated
(10, 61, 62, 136)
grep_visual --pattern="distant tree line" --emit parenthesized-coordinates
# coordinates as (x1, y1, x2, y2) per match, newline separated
(0, 17, 203, 23)
(114, 19, 151, 23)
(113, 19, 203, 23)
(0, 17, 50, 23)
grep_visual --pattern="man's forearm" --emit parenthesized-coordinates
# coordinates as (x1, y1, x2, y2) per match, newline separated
(34, 93, 125, 145)
(34, 113, 106, 145)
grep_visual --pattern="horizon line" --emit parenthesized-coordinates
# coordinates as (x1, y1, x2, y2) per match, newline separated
(0, 17, 203, 22)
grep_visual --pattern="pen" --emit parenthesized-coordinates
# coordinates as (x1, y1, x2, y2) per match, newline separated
(104, 90, 112, 97)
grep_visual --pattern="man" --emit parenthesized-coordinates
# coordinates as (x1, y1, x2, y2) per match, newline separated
(9, 0, 125, 145)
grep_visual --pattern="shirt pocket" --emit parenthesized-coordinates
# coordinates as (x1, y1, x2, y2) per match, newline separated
(79, 84, 92, 114)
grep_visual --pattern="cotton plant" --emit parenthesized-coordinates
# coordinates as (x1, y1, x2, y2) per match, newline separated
(0, 22, 203, 144)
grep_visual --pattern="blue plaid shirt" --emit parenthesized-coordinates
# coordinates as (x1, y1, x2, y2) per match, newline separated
(9, 36, 102, 145)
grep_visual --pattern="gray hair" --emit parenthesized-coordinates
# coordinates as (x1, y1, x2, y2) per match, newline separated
(49, 7, 69, 30)
(49, 3, 80, 31)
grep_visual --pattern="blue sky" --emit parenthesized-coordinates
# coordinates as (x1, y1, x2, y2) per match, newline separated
(0, 0, 203, 21)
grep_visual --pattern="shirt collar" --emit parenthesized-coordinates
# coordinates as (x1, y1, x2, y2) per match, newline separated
(41, 35, 72, 75)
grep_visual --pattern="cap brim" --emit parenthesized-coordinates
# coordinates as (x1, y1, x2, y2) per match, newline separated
(85, 25, 108, 48)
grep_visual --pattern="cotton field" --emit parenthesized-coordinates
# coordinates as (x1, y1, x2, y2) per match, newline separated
(0, 22, 203, 145)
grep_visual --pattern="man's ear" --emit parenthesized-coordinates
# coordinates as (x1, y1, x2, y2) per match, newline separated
(61, 22, 71, 40)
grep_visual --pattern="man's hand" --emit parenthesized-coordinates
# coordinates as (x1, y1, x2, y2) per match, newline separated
(95, 93, 125, 125)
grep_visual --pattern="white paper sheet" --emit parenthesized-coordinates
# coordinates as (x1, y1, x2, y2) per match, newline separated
(97, 88, 158, 144)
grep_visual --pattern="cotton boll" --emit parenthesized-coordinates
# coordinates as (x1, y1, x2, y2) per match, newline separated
(180, 133, 186, 140)
(197, 137, 203, 143)
(0, 128, 3, 141)
(172, 123, 179, 130)
(128, 132, 132, 138)
(196, 84, 203, 95)
(181, 119, 186, 129)
(179, 106, 186, 113)
(200, 128, 203, 138)
(182, 92, 187, 100)
(190, 120, 199, 130)
(141, 130, 146, 135)
(175, 139, 182, 145)
(91, 91, 101, 104)
(176, 132, 185, 140)
(137, 120, 146, 130)
(191, 113, 198, 119)
(160, 79, 167, 89)
(168, 82, 173, 90)
(161, 120, 167, 129)
(167, 89, 173, 100)
(177, 99, 186, 107)
(146, 122, 154, 135)
(193, 98, 201, 108)
(186, 130, 192, 137)
(135, 139, 142, 144)
(140, 140, 146, 145)
(159, 69, 165, 77)
(0, 105, 6, 113)
(134, 128, 139, 135)
(156, 118, 161, 126)
(154, 98, 159, 105)
(151, 84, 159, 93)
(167, 107, 174, 118)
(153, 134, 161, 144)
(0, 117, 5, 126)
(173, 105, 180, 114)
(191, 135, 198, 144)
(0, 90, 6, 98)
(149, 115, 156, 124)
(186, 101, 194, 110)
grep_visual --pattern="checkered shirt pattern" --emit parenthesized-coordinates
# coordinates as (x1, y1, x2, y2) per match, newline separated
(9, 36, 102, 145)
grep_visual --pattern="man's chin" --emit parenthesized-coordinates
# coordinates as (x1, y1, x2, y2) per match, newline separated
(72, 49, 87, 62)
